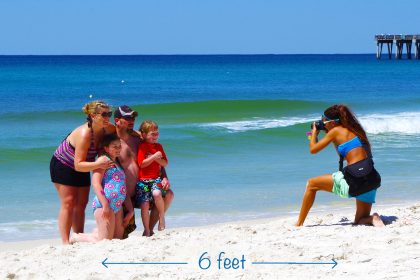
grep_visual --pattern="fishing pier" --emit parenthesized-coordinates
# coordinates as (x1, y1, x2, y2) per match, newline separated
(375, 35, 420, 59)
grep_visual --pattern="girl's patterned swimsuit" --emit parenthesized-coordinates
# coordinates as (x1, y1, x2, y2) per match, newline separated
(92, 163, 127, 213)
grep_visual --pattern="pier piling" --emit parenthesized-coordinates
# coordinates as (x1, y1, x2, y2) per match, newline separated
(375, 34, 418, 60)
(375, 35, 393, 59)
(415, 35, 420, 59)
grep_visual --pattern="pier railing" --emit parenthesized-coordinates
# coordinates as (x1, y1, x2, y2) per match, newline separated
(375, 34, 420, 59)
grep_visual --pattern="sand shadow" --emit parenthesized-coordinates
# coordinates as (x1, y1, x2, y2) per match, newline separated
(305, 216, 353, 227)
(306, 215, 398, 227)
(306, 221, 353, 227)
(306, 222, 353, 227)
(380, 215, 398, 225)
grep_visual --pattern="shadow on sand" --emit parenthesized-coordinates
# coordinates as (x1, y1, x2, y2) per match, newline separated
(306, 215, 398, 227)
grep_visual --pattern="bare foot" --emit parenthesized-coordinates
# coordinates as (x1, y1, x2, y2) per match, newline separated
(69, 233, 79, 244)
(142, 230, 151, 237)
(372, 213, 385, 227)
(158, 216, 165, 231)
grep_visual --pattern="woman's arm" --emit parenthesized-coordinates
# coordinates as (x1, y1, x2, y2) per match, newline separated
(73, 128, 110, 172)
(309, 126, 339, 154)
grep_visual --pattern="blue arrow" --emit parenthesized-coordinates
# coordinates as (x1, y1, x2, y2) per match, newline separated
(102, 258, 189, 268)
(252, 259, 338, 269)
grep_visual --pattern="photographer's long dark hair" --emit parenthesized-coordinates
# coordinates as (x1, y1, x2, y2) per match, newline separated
(324, 104, 370, 150)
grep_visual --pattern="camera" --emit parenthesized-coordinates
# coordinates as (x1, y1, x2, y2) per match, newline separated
(311, 120, 325, 131)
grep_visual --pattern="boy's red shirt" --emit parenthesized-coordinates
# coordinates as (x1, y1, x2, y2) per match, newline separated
(137, 142, 167, 180)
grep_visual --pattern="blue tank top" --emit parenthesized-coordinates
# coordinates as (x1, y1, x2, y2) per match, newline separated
(337, 137, 363, 157)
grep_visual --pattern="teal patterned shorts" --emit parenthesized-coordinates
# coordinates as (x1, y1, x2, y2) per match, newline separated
(135, 177, 166, 207)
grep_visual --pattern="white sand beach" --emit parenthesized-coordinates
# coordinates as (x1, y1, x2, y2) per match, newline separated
(1, 203, 419, 280)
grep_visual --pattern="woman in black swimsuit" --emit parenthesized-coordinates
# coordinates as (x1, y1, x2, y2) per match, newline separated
(50, 100, 115, 244)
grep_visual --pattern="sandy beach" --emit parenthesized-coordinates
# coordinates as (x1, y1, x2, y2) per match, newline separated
(1, 203, 419, 280)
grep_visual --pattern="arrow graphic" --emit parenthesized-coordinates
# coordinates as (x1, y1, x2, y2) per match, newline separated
(102, 258, 189, 268)
(252, 258, 338, 269)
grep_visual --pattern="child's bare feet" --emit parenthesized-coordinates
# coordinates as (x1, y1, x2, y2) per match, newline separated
(143, 230, 151, 237)
(158, 216, 165, 231)
(372, 213, 385, 227)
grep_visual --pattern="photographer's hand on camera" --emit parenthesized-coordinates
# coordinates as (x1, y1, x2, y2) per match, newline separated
(311, 122, 320, 138)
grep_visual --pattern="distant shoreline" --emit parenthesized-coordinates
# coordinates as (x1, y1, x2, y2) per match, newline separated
(0, 53, 377, 57)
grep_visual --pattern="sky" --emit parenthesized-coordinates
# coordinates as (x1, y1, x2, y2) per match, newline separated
(1, 0, 419, 55)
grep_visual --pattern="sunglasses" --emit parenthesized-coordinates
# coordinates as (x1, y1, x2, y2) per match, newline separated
(99, 111, 112, 118)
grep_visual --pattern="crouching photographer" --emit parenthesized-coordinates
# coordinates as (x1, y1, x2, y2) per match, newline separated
(296, 104, 384, 227)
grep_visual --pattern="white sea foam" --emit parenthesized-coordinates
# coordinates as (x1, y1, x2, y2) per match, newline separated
(199, 112, 420, 134)
(360, 112, 420, 134)
(0, 219, 96, 242)
(200, 116, 315, 132)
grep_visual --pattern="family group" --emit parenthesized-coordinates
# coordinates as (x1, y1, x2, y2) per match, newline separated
(49, 101, 173, 244)
(49, 101, 385, 245)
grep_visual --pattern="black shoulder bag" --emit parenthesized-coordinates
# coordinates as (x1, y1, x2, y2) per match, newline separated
(339, 143, 381, 197)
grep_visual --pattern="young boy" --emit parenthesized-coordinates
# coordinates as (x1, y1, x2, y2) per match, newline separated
(136, 120, 168, 236)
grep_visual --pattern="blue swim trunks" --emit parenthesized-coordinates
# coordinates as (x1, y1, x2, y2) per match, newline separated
(135, 177, 166, 207)
(332, 171, 377, 204)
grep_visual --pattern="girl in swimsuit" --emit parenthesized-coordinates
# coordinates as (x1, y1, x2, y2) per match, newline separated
(72, 133, 134, 242)
(295, 104, 385, 227)
(50, 100, 115, 244)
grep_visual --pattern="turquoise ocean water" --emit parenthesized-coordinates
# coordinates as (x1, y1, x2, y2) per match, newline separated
(0, 55, 419, 241)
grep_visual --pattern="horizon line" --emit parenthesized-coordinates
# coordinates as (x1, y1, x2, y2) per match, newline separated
(0, 53, 376, 56)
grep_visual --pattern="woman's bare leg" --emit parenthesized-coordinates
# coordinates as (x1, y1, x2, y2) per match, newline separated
(55, 183, 79, 244)
(295, 174, 334, 226)
(354, 200, 385, 227)
(72, 186, 90, 233)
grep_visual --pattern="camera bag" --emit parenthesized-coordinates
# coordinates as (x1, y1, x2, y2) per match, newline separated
(338, 143, 381, 197)
(342, 158, 381, 197)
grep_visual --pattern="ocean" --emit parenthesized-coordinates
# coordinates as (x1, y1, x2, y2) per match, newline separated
(0, 55, 419, 241)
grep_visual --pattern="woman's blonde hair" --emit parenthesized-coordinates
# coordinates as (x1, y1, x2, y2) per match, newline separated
(82, 100, 110, 127)
(140, 120, 159, 134)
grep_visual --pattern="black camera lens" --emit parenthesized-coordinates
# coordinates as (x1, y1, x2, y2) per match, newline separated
(310, 120, 325, 131)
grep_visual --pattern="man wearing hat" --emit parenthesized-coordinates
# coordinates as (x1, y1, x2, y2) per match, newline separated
(114, 105, 174, 237)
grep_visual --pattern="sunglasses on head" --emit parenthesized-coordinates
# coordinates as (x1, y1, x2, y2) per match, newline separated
(99, 111, 112, 118)
(322, 114, 340, 123)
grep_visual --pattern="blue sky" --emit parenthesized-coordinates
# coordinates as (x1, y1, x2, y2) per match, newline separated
(1, 0, 419, 55)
